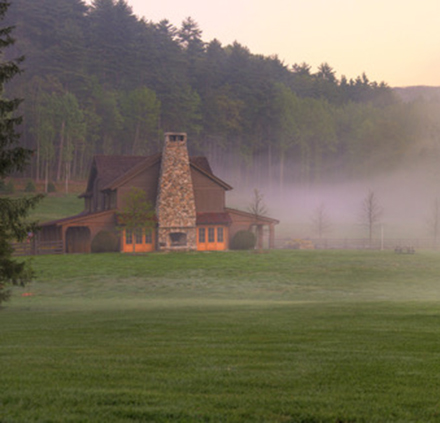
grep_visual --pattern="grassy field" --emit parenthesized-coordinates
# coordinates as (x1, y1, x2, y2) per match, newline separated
(2, 250, 440, 422)
(30, 193, 84, 223)
(0, 192, 84, 223)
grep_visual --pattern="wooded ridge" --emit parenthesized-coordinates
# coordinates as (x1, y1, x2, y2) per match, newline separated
(6, 0, 440, 190)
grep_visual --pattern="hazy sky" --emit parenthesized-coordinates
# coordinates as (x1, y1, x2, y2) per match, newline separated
(118, 0, 440, 87)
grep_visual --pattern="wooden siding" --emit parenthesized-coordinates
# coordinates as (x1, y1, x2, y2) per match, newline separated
(191, 167, 225, 212)
(117, 162, 160, 209)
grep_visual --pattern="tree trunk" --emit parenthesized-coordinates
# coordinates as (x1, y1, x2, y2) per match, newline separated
(36, 137, 40, 182)
(267, 143, 272, 191)
(56, 120, 65, 181)
(45, 160, 49, 193)
(65, 161, 70, 194)
(79, 146, 86, 180)
(279, 150, 285, 194)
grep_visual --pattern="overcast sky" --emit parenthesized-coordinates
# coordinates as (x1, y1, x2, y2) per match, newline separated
(109, 0, 440, 87)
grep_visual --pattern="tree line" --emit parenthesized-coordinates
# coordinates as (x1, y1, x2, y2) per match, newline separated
(5, 0, 440, 190)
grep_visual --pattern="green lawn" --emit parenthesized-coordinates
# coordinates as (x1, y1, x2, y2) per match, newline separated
(2, 250, 440, 422)
(30, 193, 84, 223)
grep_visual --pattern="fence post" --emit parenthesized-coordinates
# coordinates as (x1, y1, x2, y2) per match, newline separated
(32, 238, 37, 255)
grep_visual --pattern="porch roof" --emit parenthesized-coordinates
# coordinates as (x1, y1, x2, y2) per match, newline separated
(225, 207, 280, 225)
(39, 209, 116, 228)
(196, 212, 232, 225)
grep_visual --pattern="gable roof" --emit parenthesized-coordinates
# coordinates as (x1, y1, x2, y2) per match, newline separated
(95, 155, 147, 187)
(102, 153, 161, 191)
(190, 156, 212, 174)
(190, 157, 232, 190)
(81, 153, 232, 196)
(81, 155, 148, 197)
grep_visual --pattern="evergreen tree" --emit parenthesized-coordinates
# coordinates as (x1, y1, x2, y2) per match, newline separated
(0, 1, 42, 305)
(87, 0, 139, 89)
(2, 0, 429, 188)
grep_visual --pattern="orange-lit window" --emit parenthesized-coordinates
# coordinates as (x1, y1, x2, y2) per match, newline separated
(122, 228, 155, 253)
(135, 228, 143, 244)
(199, 228, 206, 243)
(197, 225, 227, 251)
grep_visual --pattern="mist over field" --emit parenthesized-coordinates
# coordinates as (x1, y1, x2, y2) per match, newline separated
(218, 157, 440, 240)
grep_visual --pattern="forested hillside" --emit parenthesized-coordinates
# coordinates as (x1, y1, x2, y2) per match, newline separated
(6, 0, 440, 190)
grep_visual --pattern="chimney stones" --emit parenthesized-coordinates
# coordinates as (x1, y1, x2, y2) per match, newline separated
(156, 132, 197, 251)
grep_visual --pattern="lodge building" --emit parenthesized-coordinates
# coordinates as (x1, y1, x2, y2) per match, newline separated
(40, 133, 279, 253)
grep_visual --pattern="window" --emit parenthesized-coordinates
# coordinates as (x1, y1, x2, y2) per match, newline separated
(217, 227, 224, 243)
(199, 227, 206, 243)
(110, 191, 117, 209)
(145, 230, 152, 244)
(126, 230, 133, 245)
(208, 227, 215, 243)
(135, 228, 143, 244)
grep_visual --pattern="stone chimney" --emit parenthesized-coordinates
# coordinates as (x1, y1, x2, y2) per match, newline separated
(156, 132, 197, 251)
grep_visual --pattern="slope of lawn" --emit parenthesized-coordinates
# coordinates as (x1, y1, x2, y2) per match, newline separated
(30, 193, 84, 223)
(2, 250, 440, 422)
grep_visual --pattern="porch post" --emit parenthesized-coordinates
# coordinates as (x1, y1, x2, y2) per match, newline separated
(61, 226, 67, 253)
(269, 223, 275, 249)
(257, 225, 263, 250)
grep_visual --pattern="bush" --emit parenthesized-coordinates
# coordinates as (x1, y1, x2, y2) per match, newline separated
(0, 179, 14, 193)
(91, 231, 119, 253)
(230, 230, 256, 250)
(47, 181, 56, 193)
(24, 180, 36, 192)
(5, 180, 14, 193)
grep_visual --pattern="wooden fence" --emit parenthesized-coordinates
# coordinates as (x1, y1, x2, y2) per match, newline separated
(278, 238, 438, 251)
(12, 240, 64, 256)
(12, 238, 438, 256)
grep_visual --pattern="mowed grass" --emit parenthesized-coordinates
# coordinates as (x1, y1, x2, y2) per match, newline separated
(30, 193, 84, 223)
(2, 250, 440, 422)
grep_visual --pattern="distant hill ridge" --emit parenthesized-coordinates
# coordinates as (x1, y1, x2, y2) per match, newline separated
(393, 86, 440, 102)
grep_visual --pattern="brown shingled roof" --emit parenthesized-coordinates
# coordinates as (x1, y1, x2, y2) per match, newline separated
(102, 153, 161, 190)
(190, 156, 213, 174)
(94, 155, 148, 188)
(94, 154, 215, 189)
(196, 212, 232, 225)
(81, 152, 230, 197)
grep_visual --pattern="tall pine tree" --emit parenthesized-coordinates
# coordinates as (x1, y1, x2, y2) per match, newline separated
(0, 1, 42, 305)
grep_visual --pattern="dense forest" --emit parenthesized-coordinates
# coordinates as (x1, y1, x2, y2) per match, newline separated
(5, 0, 440, 191)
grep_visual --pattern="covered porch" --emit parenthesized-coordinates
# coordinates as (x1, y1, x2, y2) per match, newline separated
(39, 210, 118, 253)
(225, 208, 279, 250)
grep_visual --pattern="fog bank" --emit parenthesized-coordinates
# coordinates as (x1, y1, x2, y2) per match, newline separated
(218, 160, 439, 240)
